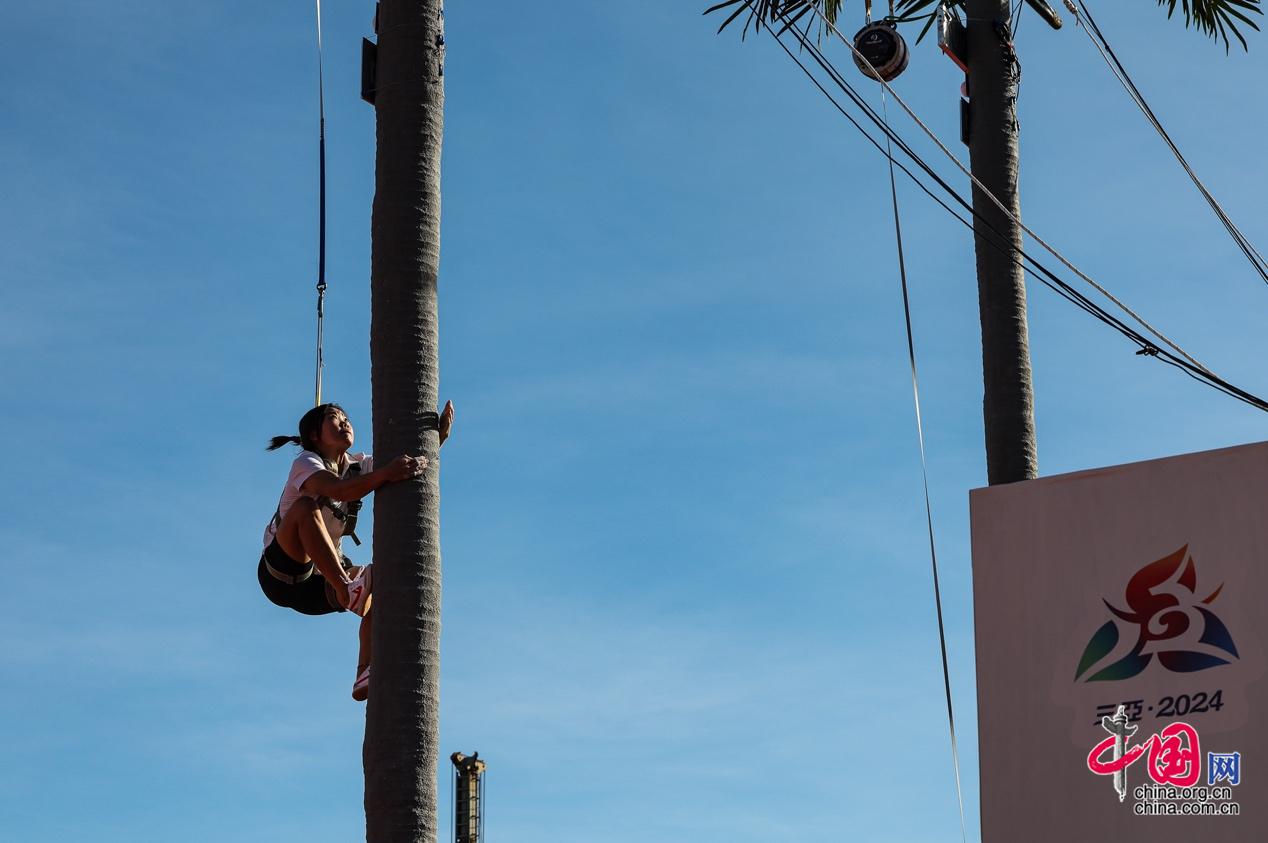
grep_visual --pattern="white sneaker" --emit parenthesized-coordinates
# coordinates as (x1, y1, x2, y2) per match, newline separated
(345, 564, 373, 616)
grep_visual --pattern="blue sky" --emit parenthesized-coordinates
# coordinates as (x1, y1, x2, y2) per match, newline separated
(4, 1, 1267, 840)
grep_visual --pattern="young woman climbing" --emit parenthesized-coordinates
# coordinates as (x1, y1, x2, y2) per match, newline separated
(259, 400, 454, 701)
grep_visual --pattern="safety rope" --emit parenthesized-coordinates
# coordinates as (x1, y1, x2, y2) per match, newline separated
(882, 89, 969, 843)
(314, 0, 328, 407)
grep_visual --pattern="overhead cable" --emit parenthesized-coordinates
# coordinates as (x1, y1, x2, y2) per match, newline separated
(753, 5, 1268, 413)
(802, 3, 1216, 376)
(1068, 0, 1268, 286)
(881, 88, 970, 843)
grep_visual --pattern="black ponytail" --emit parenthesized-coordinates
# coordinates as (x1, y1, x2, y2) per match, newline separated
(266, 435, 303, 451)
(266, 403, 347, 453)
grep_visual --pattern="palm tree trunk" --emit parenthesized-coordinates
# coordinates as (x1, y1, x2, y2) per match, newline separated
(965, 0, 1038, 485)
(364, 1, 445, 840)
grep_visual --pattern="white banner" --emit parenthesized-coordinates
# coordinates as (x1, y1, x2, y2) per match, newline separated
(970, 441, 1267, 841)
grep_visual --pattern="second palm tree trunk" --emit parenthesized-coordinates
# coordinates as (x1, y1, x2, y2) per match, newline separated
(966, 0, 1038, 485)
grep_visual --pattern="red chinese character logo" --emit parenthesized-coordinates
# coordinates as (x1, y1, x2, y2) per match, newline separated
(1147, 722, 1201, 787)
(1087, 721, 1202, 790)
(1087, 735, 1147, 776)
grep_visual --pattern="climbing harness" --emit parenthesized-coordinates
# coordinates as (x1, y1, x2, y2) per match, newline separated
(853, 0, 909, 82)
(320, 462, 364, 546)
(263, 552, 314, 586)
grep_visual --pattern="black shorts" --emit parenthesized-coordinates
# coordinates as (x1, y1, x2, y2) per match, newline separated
(257, 539, 349, 616)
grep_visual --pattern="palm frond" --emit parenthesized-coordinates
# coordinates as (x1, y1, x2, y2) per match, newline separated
(1157, 0, 1263, 51)
(704, 0, 844, 41)
(894, 0, 959, 17)
(707, 0, 1262, 52)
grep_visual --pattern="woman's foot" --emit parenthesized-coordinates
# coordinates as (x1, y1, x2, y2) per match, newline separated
(352, 664, 371, 702)
(345, 565, 373, 616)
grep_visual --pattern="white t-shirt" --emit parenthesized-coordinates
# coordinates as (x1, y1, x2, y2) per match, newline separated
(262, 449, 374, 553)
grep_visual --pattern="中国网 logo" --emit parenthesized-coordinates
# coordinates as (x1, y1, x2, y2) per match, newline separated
(1075, 545, 1239, 683)
(1086, 709, 1243, 815)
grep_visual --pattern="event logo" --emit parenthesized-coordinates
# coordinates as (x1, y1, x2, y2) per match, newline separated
(1075, 545, 1239, 683)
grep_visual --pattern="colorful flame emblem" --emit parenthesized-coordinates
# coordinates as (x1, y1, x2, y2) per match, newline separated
(1075, 545, 1239, 682)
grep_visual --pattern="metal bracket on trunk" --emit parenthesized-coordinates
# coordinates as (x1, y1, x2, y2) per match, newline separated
(361, 37, 378, 105)
(938, 5, 969, 72)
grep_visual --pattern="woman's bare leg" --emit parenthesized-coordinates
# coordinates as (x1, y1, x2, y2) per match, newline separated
(275, 497, 351, 606)
(359, 609, 371, 671)
(349, 609, 373, 700)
